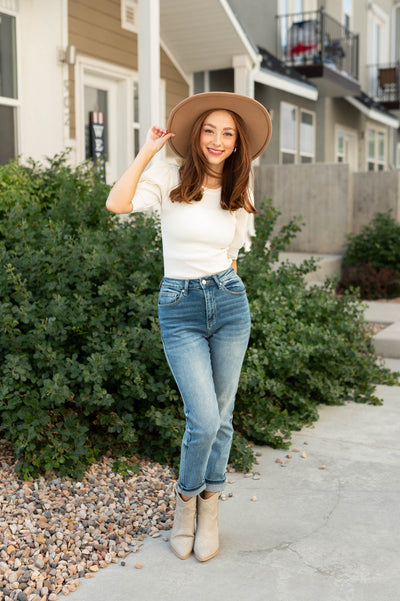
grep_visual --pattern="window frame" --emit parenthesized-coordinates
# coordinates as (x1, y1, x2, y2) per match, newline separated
(0, 6, 20, 163)
(280, 101, 316, 164)
(299, 108, 315, 163)
(366, 125, 386, 171)
(280, 101, 298, 164)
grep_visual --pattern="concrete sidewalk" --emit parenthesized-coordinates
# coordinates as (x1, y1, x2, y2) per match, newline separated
(67, 301, 400, 601)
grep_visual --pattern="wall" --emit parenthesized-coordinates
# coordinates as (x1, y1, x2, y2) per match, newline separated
(254, 163, 352, 253)
(255, 162, 400, 253)
(19, 0, 66, 161)
(352, 170, 400, 233)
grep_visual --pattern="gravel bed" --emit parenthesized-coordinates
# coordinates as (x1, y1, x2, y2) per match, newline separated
(0, 440, 176, 600)
(366, 322, 388, 336)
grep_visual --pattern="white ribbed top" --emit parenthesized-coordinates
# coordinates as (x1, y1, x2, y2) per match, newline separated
(131, 162, 250, 279)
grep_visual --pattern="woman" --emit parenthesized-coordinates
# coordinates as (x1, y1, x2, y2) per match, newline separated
(106, 92, 272, 562)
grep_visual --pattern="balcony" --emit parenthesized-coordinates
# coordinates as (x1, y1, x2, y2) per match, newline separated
(367, 63, 400, 110)
(276, 8, 360, 97)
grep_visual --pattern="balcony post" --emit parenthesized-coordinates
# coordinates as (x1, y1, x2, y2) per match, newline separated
(320, 6, 325, 65)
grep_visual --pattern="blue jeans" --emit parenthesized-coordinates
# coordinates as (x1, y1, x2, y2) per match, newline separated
(158, 267, 251, 498)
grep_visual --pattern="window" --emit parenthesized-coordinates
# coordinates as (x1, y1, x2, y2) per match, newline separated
(280, 102, 297, 164)
(299, 110, 315, 163)
(0, 10, 18, 165)
(343, 0, 352, 30)
(280, 102, 315, 164)
(133, 80, 140, 157)
(367, 127, 386, 171)
(337, 129, 344, 163)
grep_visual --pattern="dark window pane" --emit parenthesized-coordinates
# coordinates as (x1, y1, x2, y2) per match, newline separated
(0, 13, 18, 99)
(282, 152, 296, 164)
(84, 86, 109, 160)
(0, 104, 16, 165)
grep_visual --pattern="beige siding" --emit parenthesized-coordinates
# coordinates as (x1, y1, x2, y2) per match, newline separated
(68, 0, 188, 140)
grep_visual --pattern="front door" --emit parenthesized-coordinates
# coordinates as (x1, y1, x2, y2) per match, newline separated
(83, 73, 118, 183)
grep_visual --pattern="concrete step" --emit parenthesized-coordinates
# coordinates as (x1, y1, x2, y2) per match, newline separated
(278, 252, 343, 283)
(381, 358, 400, 372)
(373, 322, 400, 359)
(363, 301, 400, 324)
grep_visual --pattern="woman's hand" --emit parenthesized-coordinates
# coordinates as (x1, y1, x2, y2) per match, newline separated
(144, 126, 175, 154)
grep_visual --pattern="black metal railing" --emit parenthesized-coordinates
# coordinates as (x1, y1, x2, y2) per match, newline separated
(276, 8, 359, 81)
(367, 62, 400, 107)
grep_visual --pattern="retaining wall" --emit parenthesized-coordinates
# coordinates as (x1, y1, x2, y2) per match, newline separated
(255, 163, 400, 253)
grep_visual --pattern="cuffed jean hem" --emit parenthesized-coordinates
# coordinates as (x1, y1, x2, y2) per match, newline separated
(177, 482, 207, 498)
(204, 479, 226, 493)
(177, 478, 226, 498)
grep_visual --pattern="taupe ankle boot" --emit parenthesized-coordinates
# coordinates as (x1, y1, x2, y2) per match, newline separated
(170, 489, 196, 560)
(194, 493, 220, 562)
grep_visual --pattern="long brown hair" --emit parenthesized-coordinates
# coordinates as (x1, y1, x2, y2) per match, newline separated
(169, 109, 256, 214)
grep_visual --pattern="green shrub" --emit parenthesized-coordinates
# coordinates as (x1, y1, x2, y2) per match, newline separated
(0, 155, 397, 478)
(343, 212, 400, 270)
(337, 212, 400, 299)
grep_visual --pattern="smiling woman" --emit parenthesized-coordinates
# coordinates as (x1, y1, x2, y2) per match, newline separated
(106, 91, 272, 563)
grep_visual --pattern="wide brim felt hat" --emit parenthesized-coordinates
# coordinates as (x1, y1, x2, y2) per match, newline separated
(166, 92, 272, 160)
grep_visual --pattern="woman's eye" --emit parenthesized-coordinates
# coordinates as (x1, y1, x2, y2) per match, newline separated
(204, 129, 214, 134)
(224, 132, 233, 137)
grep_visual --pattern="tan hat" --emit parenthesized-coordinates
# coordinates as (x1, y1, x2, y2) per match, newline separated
(166, 92, 272, 160)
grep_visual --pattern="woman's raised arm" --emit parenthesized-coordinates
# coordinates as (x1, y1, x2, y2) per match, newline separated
(105, 126, 174, 214)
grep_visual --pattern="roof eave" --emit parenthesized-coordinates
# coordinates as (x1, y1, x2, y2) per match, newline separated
(255, 69, 318, 101)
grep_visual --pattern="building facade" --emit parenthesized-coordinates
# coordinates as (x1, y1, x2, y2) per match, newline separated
(1, 0, 399, 179)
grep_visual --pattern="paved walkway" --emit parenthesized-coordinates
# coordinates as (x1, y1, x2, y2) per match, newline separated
(68, 302, 400, 601)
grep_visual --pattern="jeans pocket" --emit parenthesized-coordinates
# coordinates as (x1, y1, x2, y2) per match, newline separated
(158, 285, 185, 307)
(220, 274, 246, 295)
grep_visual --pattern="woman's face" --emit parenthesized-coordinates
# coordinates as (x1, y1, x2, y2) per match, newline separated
(199, 110, 237, 171)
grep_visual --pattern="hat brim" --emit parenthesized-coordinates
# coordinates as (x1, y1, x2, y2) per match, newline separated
(166, 92, 272, 160)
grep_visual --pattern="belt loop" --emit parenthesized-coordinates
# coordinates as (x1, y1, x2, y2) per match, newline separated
(183, 279, 189, 295)
(212, 274, 222, 288)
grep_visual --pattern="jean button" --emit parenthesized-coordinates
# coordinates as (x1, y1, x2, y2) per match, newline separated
(202, 279, 207, 285)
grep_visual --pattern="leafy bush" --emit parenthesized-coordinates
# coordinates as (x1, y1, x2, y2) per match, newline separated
(337, 212, 400, 299)
(0, 155, 397, 478)
(344, 212, 400, 270)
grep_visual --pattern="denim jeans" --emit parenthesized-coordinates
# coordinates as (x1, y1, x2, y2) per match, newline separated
(158, 267, 251, 498)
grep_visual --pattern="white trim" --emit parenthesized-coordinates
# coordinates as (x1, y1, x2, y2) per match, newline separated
(254, 69, 318, 101)
(218, 0, 259, 67)
(75, 55, 138, 180)
(160, 39, 191, 86)
(345, 96, 399, 129)
(0, 95, 19, 107)
(368, 2, 389, 23)
(392, 3, 400, 62)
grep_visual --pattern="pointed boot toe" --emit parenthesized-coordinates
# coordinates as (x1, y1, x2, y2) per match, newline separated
(194, 493, 220, 562)
(170, 490, 197, 560)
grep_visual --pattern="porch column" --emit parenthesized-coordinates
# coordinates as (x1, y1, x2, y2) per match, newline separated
(233, 54, 254, 97)
(138, 0, 160, 148)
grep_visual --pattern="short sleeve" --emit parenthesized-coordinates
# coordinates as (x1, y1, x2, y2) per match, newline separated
(131, 162, 179, 213)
